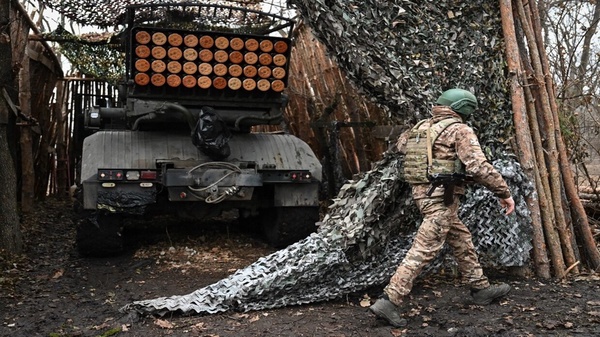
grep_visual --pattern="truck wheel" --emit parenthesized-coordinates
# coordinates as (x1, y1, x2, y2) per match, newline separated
(261, 206, 319, 247)
(76, 212, 124, 257)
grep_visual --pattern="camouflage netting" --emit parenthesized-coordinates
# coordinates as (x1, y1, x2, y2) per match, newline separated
(120, 153, 533, 315)
(290, 0, 513, 146)
(42, 0, 293, 81)
(41, 0, 283, 28)
(46, 26, 125, 83)
(46, 0, 533, 315)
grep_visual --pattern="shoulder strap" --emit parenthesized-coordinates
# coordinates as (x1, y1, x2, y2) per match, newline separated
(426, 117, 463, 169)
(411, 119, 429, 131)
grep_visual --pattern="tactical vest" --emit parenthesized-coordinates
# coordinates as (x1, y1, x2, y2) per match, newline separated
(403, 117, 465, 184)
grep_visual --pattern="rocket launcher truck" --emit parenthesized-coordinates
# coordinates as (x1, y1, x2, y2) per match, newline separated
(74, 3, 322, 256)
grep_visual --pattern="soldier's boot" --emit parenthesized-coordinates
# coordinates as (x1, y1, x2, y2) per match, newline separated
(369, 295, 407, 327)
(471, 283, 511, 305)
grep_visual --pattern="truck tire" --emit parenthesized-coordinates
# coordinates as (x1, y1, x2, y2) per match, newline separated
(261, 206, 319, 248)
(75, 212, 124, 257)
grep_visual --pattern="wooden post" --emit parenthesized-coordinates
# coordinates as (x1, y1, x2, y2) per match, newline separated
(528, 1, 600, 270)
(515, 0, 578, 275)
(18, 46, 34, 212)
(524, 84, 566, 276)
(54, 79, 69, 198)
(499, 0, 550, 278)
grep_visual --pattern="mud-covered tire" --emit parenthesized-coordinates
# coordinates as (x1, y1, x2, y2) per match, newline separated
(261, 206, 319, 248)
(75, 212, 124, 257)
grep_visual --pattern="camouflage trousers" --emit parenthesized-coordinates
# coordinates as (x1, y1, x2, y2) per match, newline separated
(384, 195, 490, 305)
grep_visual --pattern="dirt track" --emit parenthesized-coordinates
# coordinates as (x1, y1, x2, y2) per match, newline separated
(1, 198, 600, 337)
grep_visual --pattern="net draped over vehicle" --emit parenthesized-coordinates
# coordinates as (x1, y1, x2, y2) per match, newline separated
(40, 0, 290, 28)
(120, 152, 533, 315)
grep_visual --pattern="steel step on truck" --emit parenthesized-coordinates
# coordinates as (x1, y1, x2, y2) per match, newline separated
(74, 3, 322, 256)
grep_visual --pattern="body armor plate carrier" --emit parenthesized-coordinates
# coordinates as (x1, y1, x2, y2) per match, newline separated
(403, 117, 465, 184)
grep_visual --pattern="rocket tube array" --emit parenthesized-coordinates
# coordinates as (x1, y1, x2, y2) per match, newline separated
(133, 30, 289, 93)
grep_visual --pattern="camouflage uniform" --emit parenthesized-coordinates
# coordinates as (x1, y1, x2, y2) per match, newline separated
(383, 106, 512, 306)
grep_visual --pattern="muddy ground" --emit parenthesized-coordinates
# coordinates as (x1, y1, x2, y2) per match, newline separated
(1, 198, 600, 337)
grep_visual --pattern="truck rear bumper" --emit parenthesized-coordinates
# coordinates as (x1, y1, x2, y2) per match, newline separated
(83, 169, 320, 211)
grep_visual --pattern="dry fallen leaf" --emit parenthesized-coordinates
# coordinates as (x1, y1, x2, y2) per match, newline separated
(192, 322, 206, 330)
(521, 306, 536, 312)
(391, 328, 407, 336)
(407, 308, 421, 317)
(538, 320, 558, 329)
(154, 318, 175, 329)
(51, 269, 64, 279)
(92, 322, 110, 330)
(359, 294, 372, 308)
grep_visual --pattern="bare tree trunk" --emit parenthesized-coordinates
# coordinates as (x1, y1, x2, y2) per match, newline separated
(0, 0, 22, 253)
(516, 20, 565, 274)
(0, 115, 20, 253)
(19, 45, 34, 212)
(55, 80, 69, 198)
(515, 0, 578, 275)
(523, 84, 566, 275)
(499, 0, 550, 278)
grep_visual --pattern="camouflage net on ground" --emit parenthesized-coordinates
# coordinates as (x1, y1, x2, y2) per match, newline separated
(120, 152, 533, 315)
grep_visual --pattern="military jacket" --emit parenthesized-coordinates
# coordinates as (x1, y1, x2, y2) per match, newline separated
(396, 106, 511, 200)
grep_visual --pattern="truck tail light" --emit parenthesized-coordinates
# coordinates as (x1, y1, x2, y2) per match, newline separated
(291, 171, 311, 182)
(140, 170, 157, 180)
(98, 169, 124, 181)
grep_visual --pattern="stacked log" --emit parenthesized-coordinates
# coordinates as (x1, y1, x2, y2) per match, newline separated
(501, 0, 600, 277)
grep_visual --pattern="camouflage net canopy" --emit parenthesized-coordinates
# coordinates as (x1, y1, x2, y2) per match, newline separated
(42, 0, 294, 82)
(45, 26, 125, 82)
(41, 0, 292, 28)
(291, 0, 513, 147)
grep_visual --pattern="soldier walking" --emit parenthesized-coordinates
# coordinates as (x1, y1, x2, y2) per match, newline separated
(370, 88, 515, 327)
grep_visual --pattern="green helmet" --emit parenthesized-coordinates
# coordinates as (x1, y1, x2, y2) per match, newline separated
(435, 88, 478, 116)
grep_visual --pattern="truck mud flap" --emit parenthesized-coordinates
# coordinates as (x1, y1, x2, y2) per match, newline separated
(85, 180, 156, 214)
